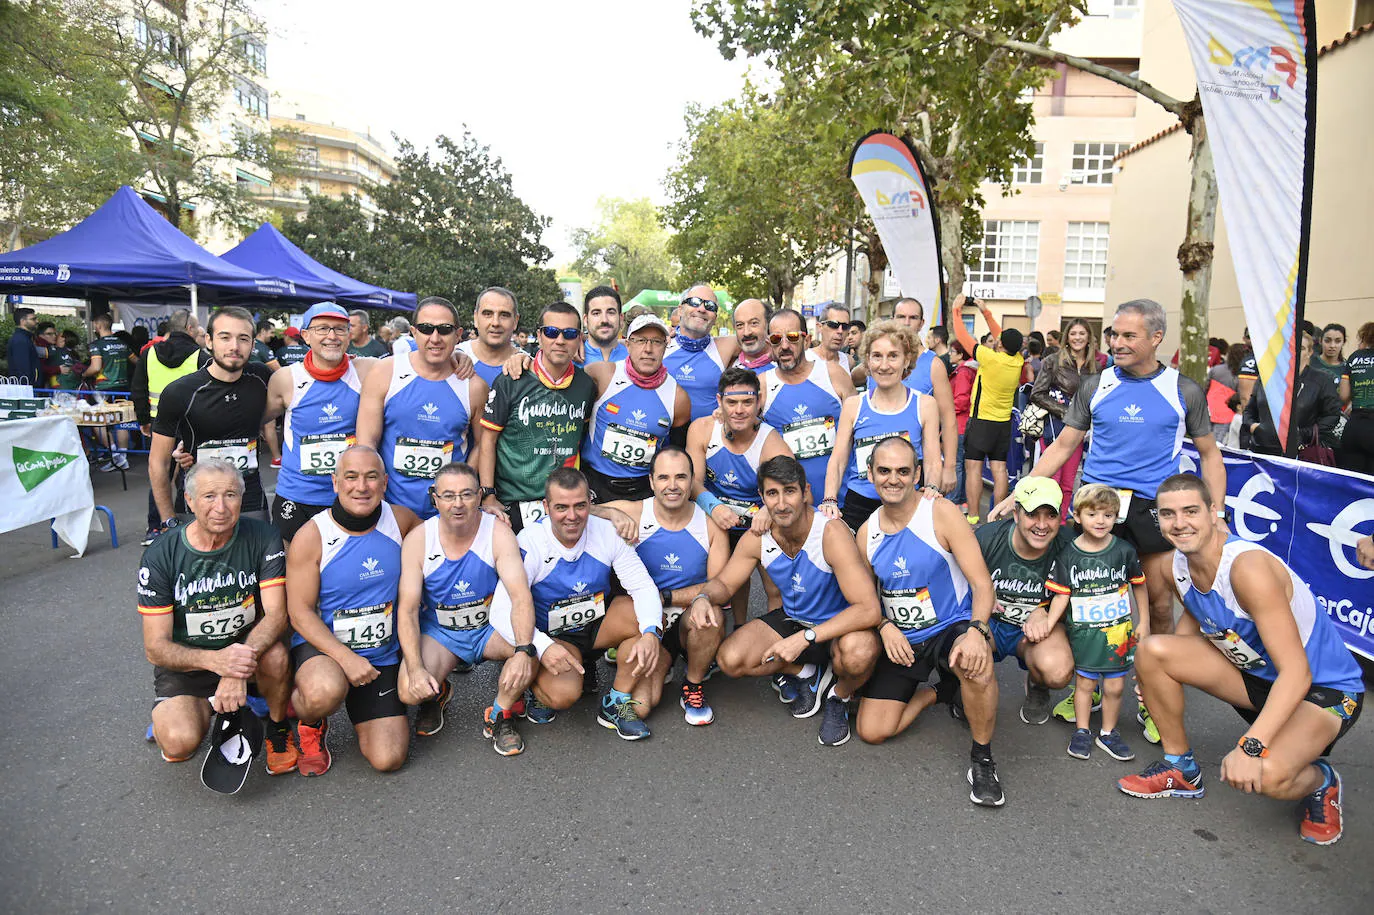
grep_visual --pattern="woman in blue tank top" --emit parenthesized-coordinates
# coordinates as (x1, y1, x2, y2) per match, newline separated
(824, 321, 942, 532)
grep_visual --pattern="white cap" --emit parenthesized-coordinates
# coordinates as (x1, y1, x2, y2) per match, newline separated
(627, 314, 670, 337)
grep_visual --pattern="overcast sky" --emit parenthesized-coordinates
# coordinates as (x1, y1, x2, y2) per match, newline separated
(268, 0, 751, 265)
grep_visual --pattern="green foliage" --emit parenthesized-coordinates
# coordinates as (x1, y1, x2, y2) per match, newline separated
(0, 311, 89, 371)
(569, 197, 678, 302)
(0, 0, 144, 248)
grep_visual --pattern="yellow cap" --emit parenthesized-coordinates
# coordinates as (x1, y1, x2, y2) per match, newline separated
(1013, 477, 1062, 514)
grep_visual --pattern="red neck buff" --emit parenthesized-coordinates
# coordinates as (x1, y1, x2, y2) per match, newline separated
(304, 349, 349, 382)
(533, 352, 574, 389)
(626, 360, 667, 388)
(736, 349, 773, 371)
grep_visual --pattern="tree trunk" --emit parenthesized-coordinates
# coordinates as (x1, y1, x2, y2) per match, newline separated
(937, 200, 966, 331)
(1176, 106, 1216, 386)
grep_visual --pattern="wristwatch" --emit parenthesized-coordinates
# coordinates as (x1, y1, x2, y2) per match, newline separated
(160, 516, 180, 531)
(1238, 736, 1269, 758)
(513, 644, 537, 659)
(480, 486, 498, 499)
(643, 626, 663, 640)
(969, 620, 993, 643)
(803, 628, 818, 644)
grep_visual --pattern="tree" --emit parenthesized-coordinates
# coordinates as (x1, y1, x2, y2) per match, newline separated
(692, 1, 1056, 321)
(72, 0, 297, 238)
(0, 0, 143, 248)
(280, 191, 382, 285)
(569, 196, 678, 301)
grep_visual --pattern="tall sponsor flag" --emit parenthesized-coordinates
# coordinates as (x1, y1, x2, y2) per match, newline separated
(848, 131, 945, 327)
(0, 415, 95, 555)
(1173, 0, 1317, 453)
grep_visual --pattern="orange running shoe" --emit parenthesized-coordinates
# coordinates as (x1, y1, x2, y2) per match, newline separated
(1117, 760, 1205, 799)
(1299, 762, 1343, 846)
(297, 718, 332, 777)
(264, 722, 299, 776)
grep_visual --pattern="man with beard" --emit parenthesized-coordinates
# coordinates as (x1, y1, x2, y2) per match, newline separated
(458, 287, 522, 385)
(582, 286, 628, 365)
(732, 298, 774, 374)
(665, 284, 740, 421)
(149, 307, 274, 532)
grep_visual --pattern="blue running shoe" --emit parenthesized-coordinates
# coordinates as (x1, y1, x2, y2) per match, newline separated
(521, 689, 556, 725)
(773, 673, 800, 704)
(597, 693, 651, 741)
(789, 666, 835, 719)
(245, 693, 269, 719)
(1096, 729, 1135, 761)
(1067, 728, 1093, 759)
(817, 691, 850, 746)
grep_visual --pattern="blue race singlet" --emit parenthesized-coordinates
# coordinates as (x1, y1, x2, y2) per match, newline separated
(419, 513, 500, 661)
(379, 353, 475, 518)
(277, 360, 362, 505)
(634, 500, 711, 629)
(665, 336, 727, 422)
(865, 347, 936, 397)
(761, 511, 847, 626)
(1083, 366, 1190, 498)
(456, 340, 505, 387)
(866, 497, 971, 644)
(762, 359, 843, 506)
(583, 363, 678, 480)
(704, 420, 774, 529)
(843, 389, 924, 502)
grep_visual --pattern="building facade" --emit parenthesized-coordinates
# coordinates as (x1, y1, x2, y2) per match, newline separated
(261, 98, 398, 221)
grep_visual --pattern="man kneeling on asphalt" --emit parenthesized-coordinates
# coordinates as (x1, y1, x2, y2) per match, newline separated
(285, 446, 421, 775)
(137, 458, 298, 775)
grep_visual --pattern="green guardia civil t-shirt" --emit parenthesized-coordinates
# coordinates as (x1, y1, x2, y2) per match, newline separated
(974, 517, 1075, 628)
(1046, 535, 1145, 673)
(136, 518, 286, 651)
(89, 334, 131, 390)
(481, 361, 596, 504)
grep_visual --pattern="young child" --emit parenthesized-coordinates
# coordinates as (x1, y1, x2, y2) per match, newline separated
(1045, 484, 1149, 761)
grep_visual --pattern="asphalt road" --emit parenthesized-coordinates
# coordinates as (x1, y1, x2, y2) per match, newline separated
(1, 460, 1369, 914)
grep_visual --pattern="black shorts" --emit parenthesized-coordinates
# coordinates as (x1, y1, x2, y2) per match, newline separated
(1235, 670, 1364, 757)
(840, 491, 881, 533)
(583, 463, 653, 504)
(153, 666, 262, 701)
(1112, 491, 1173, 555)
(964, 417, 1012, 463)
(863, 622, 970, 703)
(290, 643, 406, 723)
(272, 494, 329, 542)
(662, 608, 690, 660)
(759, 608, 830, 667)
(552, 616, 607, 662)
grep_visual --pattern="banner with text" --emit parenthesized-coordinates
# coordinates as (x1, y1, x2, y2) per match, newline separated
(0, 415, 94, 556)
(115, 300, 211, 336)
(1181, 444, 1374, 661)
(1173, 0, 1317, 450)
(849, 131, 945, 327)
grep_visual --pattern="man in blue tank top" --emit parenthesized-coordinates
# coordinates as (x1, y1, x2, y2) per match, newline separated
(693, 456, 883, 746)
(580, 285, 628, 365)
(284, 447, 422, 776)
(596, 446, 731, 726)
(850, 437, 1005, 805)
(664, 284, 740, 421)
(264, 302, 387, 544)
(393, 462, 542, 756)
(456, 286, 522, 386)
(1119, 475, 1364, 847)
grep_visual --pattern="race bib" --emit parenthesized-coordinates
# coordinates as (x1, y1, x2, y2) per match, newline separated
(854, 430, 909, 476)
(1070, 586, 1132, 625)
(601, 424, 657, 468)
(185, 597, 257, 641)
(332, 601, 394, 649)
(995, 599, 1041, 627)
(1115, 489, 1133, 524)
(518, 500, 547, 528)
(393, 437, 451, 479)
(299, 432, 353, 476)
(547, 591, 606, 635)
(1204, 627, 1267, 670)
(198, 438, 258, 471)
(436, 595, 491, 631)
(883, 587, 938, 631)
(782, 416, 835, 460)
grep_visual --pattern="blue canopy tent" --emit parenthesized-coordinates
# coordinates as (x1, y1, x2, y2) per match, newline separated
(0, 186, 318, 308)
(221, 223, 414, 313)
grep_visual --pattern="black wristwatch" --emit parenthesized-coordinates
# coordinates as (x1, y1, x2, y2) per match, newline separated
(659, 588, 674, 608)
(160, 516, 180, 531)
(513, 644, 537, 659)
(803, 628, 818, 644)
(969, 620, 993, 643)
(480, 486, 498, 499)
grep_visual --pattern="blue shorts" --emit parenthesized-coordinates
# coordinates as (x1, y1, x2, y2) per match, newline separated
(1076, 668, 1130, 681)
(420, 618, 497, 666)
(990, 618, 1027, 668)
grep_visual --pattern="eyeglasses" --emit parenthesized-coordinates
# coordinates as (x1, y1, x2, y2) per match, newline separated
(680, 296, 719, 313)
(414, 323, 457, 336)
(541, 326, 580, 340)
(627, 336, 666, 349)
(430, 488, 480, 504)
(308, 325, 350, 337)
(819, 320, 851, 330)
(768, 331, 807, 345)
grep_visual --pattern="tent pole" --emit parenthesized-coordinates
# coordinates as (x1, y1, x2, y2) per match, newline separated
(190, 283, 198, 321)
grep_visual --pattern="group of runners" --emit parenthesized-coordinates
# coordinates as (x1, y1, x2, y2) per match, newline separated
(136, 286, 1365, 846)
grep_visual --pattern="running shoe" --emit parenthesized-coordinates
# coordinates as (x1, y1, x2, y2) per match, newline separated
(967, 758, 1006, 807)
(454, 658, 474, 675)
(245, 693, 269, 719)
(1052, 689, 1102, 724)
(966, 514, 980, 525)
(1019, 675, 1052, 725)
(1067, 728, 1093, 760)
(1096, 729, 1135, 761)
(483, 707, 525, 756)
(415, 679, 451, 737)
(113, 454, 130, 471)
(680, 682, 715, 726)
(141, 527, 160, 547)
(1138, 705, 1161, 745)
(597, 693, 650, 741)
(1300, 761, 1342, 846)
(773, 673, 801, 704)
(789, 666, 835, 719)
(703, 660, 720, 682)
(582, 661, 599, 695)
(264, 722, 299, 775)
(521, 689, 556, 725)
(270, 457, 282, 468)
(96, 459, 117, 472)
(817, 691, 850, 746)
(296, 718, 331, 777)
(1117, 760, 1205, 799)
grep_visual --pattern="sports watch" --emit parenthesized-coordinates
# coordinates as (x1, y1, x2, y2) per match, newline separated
(969, 620, 993, 643)
(643, 626, 662, 640)
(513, 644, 537, 659)
(1238, 736, 1269, 758)
(803, 628, 818, 644)
(480, 486, 498, 499)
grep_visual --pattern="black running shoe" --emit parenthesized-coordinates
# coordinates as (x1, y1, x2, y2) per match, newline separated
(968, 758, 1006, 807)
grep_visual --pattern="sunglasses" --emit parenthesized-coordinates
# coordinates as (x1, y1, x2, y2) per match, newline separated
(768, 331, 807, 345)
(414, 323, 457, 336)
(541, 325, 580, 340)
(680, 296, 719, 313)
(819, 320, 851, 330)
